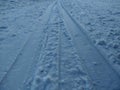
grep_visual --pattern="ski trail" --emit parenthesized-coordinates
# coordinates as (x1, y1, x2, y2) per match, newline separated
(21, 19, 55, 90)
(0, 30, 32, 84)
(58, 1, 120, 90)
(62, 0, 120, 76)
(57, 15, 61, 90)
(29, 2, 61, 90)
(30, 3, 93, 90)
(0, 1, 52, 84)
(59, 19, 93, 90)
(0, 1, 56, 90)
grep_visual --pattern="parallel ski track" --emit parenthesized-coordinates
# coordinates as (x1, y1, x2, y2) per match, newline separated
(58, 0, 120, 89)
(60, 0, 120, 78)
(75, 0, 120, 76)
(29, 1, 58, 90)
(30, 3, 62, 90)
(38, 3, 62, 90)
(0, 1, 57, 87)
(0, 33, 32, 85)
(1, 0, 120, 90)
(57, 2, 94, 90)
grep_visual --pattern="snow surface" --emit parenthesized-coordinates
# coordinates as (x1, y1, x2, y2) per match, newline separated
(0, 0, 120, 90)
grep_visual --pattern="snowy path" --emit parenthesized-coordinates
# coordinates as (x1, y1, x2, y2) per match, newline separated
(0, 0, 120, 90)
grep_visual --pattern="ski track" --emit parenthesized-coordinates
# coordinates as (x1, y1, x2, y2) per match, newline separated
(61, 0, 120, 75)
(0, 32, 32, 83)
(0, 0, 52, 83)
(29, 2, 93, 90)
(0, 1, 56, 90)
(62, 0, 120, 77)
(22, 1, 59, 90)
(59, 17, 93, 90)
(29, 3, 60, 90)
(60, 0, 120, 77)
(0, 0, 120, 90)
(58, 0, 120, 90)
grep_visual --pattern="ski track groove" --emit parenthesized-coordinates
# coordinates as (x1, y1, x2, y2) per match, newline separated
(57, 1, 99, 89)
(61, 25, 93, 90)
(0, 4, 51, 86)
(29, 2, 60, 90)
(22, 36, 47, 90)
(25, 2, 58, 89)
(60, 0, 120, 77)
(30, 3, 67, 90)
(58, 7, 95, 90)
(74, 0, 120, 76)
(22, 30, 49, 90)
(57, 8, 94, 90)
(58, 0, 120, 90)
(30, 32, 48, 90)
(0, 1, 57, 89)
(0, 33, 32, 85)
(63, 26, 95, 89)
(57, 8, 93, 90)
(57, 10, 62, 90)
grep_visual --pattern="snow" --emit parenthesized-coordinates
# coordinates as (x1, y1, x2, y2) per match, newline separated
(61, 0, 120, 74)
(0, 0, 120, 90)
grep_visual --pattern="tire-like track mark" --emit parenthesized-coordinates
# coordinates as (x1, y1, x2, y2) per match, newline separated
(0, 1, 56, 90)
(58, 0, 120, 90)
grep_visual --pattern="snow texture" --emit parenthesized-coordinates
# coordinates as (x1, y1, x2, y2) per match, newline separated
(0, 0, 120, 90)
